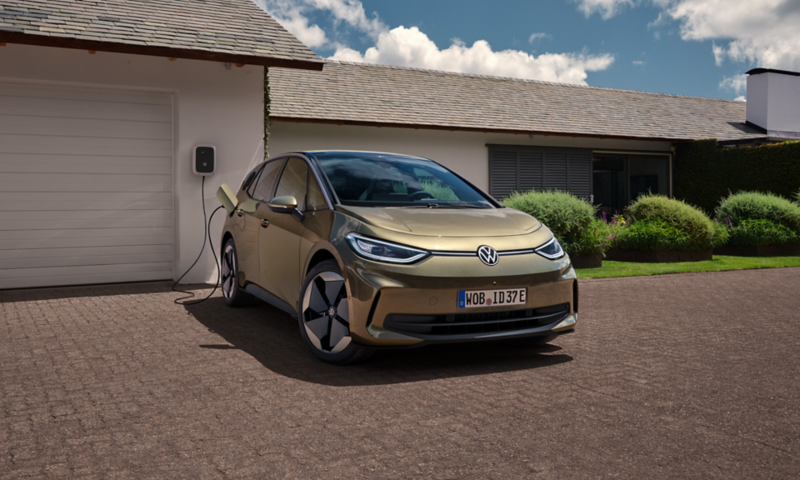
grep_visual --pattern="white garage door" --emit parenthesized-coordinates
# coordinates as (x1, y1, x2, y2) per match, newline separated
(0, 82, 174, 290)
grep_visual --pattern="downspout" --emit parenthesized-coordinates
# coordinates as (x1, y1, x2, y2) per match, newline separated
(264, 66, 271, 159)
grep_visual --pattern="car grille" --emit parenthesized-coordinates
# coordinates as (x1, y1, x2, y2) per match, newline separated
(383, 302, 570, 337)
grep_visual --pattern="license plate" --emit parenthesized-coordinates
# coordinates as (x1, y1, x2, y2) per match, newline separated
(458, 288, 527, 309)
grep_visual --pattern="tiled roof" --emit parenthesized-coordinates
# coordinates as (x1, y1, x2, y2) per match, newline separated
(0, 0, 322, 68)
(270, 61, 763, 141)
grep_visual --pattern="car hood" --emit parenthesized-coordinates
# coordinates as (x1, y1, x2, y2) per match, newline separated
(338, 205, 541, 237)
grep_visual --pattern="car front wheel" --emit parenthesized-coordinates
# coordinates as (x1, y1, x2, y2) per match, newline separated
(298, 260, 373, 365)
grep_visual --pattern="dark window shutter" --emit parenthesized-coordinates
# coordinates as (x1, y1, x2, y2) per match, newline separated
(567, 152, 592, 198)
(519, 152, 544, 192)
(490, 151, 518, 198)
(544, 152, 568, 191)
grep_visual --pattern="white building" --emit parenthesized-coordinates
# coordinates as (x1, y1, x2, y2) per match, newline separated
(0, 0, 322, 289)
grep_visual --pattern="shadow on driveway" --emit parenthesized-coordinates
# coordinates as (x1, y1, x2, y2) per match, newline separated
(185, 297, 572, 387)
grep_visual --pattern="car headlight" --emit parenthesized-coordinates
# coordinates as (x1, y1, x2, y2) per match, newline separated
(534, 236, 565, 260)
(345, 233, 430, 264)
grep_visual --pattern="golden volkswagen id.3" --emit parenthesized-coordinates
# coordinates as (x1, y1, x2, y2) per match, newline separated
(217, 151, 578, 364)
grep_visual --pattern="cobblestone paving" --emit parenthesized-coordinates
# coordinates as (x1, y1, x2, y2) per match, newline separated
(1, 268, 799, 479)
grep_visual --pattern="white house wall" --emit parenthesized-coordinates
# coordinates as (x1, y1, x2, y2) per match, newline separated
(268, 122, 672, 192)
(0, 43, 264, 285)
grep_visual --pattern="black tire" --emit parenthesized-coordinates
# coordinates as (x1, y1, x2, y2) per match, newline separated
(502, 335, 558, 347)
(297, 260, 373, 365)
(221, 238, 255, 307)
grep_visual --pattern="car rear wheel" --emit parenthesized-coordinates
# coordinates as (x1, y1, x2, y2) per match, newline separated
(298, 260, 373, 365)
(221, 238, 255, 307)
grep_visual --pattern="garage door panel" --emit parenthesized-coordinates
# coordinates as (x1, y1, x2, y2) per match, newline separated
(2, 252, 174, 270)
(0, 134, 172, 157)
(0, 244, 172, 260)
(0, 209, 172, 222)
(0, 191, 172, 202)
(0, 270, 173, 290)
(0, 227, 173, 241)
(0, 94, 173, 117)
(0, 83, 174, 289)
(1, 200, 172, 212)
(0, 235, 173, 250)
(0, 155, 172, 175)
(0, 180, 173, 194)
(0, 104, 172, 123)
(0, 115, 172, 140)
(0, 172, 170, 184)
(0, 262, 174, 280)
(1, 215, 173, 232)
(0, 84, 173, 106)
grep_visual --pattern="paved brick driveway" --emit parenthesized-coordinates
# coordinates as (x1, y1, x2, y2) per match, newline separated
(1, 268, 800, 479)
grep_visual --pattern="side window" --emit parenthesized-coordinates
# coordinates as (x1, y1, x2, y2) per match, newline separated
(307, 172, 329, 211)
(275, 157, 308, 211)
(251, 159, 285, 201)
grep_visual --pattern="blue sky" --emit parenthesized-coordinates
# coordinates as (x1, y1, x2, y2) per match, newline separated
(257, 0, 800, 101)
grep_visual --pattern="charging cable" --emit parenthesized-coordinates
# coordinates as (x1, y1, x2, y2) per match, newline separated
(173, 175, 225, 305)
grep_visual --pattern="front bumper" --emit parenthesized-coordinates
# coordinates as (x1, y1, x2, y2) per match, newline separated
(342, 251, 578, 347)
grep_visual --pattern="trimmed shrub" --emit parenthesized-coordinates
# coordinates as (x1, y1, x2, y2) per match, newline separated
(727, 219, 799, 247)
(615, 194, 724, 251)
(716, 191, 800, 231)
(674, 139, 800, 215)
(503, 190, 605, 256)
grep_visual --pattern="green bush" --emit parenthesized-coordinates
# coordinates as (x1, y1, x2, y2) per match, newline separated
(503, 190, 606, 256)
(727, 219, 800, 247)
(716, 191, 800, 231)
(615, 194, 723, 251)
(613, 218, 691, 252)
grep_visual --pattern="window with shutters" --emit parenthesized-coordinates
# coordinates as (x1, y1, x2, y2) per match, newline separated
(488, 145, 592, 199)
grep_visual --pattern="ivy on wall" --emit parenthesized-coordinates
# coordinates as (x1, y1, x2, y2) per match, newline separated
(264, 66, 271, 159)
(673, 139, 800, 215)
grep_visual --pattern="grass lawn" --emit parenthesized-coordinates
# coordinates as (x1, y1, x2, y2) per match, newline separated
(576, 255, 800, 279)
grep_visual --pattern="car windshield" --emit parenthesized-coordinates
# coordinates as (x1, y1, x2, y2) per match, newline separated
(310, 152, 494, 208)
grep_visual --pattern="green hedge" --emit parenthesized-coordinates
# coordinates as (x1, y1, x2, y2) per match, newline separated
(727, 219, 799, 247)
(674, 140, 800, 215)
(716, 191, 800, 231)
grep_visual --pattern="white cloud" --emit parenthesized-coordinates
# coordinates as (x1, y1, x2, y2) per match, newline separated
(573, 0, 639, 19)
(632, 60, 645, 66)
(255, 0, 386, 48)
(661, 0, 800, 71)
(331, 26, 614, 85)
(719, 73, 747, 95)
(528, 32, 552, 43)
(733, 96, 746, 102)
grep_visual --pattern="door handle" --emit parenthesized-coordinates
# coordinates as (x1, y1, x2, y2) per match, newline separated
(261, 219, 270, 228)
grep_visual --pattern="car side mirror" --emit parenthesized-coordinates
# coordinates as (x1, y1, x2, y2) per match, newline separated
(268, 195, 304, 221)
(217, 183, 239, 214)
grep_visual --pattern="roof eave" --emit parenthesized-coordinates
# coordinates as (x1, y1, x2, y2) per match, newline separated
(0, 31, 324, 71)
(269, 116, 699, 143)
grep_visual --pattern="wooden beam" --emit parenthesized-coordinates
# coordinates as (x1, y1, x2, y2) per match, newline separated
(0, 31, 324, 71)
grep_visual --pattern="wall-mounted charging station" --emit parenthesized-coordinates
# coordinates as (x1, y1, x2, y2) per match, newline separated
(192, 145, 216, 176)
(175, 145, 223, 304)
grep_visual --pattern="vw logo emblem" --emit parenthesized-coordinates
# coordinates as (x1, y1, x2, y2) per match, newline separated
(477, 245, 499, 266)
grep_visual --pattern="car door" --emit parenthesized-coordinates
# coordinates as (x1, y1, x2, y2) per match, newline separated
(258, 157, 309, 305)
(235, 158, 285, 288)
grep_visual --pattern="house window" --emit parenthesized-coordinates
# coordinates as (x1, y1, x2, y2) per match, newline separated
(487, 145, 592, 199)
(592, 154, 670, 217)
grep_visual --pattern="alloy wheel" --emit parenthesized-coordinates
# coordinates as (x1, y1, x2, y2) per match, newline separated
(221, 244, 236, 300)
(301, 271, 352, 354)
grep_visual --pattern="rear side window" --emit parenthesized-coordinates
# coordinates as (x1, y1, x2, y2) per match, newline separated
(251, 159, 285, 201)
(275, 158, 309, 211)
